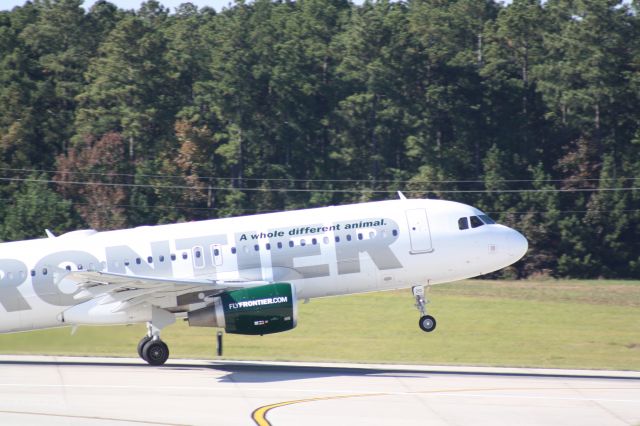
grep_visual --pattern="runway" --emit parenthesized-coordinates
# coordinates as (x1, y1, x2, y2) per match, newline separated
(0, 356, 638, 425)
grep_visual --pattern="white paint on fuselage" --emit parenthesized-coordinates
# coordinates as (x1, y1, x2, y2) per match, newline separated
(0, 198, 528, 333)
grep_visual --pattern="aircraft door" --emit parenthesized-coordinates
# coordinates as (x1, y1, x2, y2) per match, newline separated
(405, 208, 434, 253)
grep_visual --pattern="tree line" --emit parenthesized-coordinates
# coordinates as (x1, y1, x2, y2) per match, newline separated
(1, 0, 639, 278)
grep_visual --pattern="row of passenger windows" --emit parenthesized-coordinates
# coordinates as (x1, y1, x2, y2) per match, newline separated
(25, 229, 400, 276)
(458, 214, 496, 230)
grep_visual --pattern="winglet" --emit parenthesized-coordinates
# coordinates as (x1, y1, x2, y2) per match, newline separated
(397, 191, 407, 200)
(45, 229, 55, 238)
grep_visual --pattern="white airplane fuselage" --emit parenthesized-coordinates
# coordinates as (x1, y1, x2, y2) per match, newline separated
(0, 198, 527, 334)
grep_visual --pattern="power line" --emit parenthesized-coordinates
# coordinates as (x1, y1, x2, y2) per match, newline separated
(2, 167, 638, 185)
(1, 176, 638, 194)
(3, 192, 639, 216)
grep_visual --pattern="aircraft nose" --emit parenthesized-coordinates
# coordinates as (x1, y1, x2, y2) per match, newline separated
(506, 229, 528, 261)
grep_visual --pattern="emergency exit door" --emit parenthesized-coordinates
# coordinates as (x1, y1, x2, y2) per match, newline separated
(405, 208, 434, 253)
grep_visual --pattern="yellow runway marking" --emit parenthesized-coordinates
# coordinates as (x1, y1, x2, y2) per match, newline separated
(250, 386, 640, 425)
(251, 393, 387, 426)
(251, 388, 505, 425)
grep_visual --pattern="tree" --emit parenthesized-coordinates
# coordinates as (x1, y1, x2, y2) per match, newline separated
(74, 13, 175, 161)
(332, 0, 416, 197)
(1, 174, 76, 242)
(481, 0, 553, 164)
(55, 132, 128, 229)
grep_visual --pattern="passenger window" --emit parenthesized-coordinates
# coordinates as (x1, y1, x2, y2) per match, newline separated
(254, 244, 259, 251)
(335, 236, 340, 243)
(31, 270, 35, 277)
(470, 216, 484, 228)
(170, 254, 176, 261)
(135, 258, 141, 265)
(231, 247, 237, 254)
(65, 265, 71, 271)
(312, 238, 317, 245)
(182, 252, 188, 259)
(357, 233, 363, 240)
(265, 243, 271, 250)
(392, 230, 398, 236)
(277, 242, 283, 249)
(289, 241, 294, 248)
(42, 268, 48, 275)
(124, 259, 130, 266)
(147, 256, 153, 263)
(346, 234, 352, 241)
(300, 239, 306, 246)
(458, 217, 469, 230)
(323, 236, 329, 244)
(159, 255, 165, 262)
(369, 231, 375, 239)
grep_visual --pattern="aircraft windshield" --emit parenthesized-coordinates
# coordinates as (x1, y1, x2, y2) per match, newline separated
(458, 214, 497, 230)
(478, 214, 496, 224)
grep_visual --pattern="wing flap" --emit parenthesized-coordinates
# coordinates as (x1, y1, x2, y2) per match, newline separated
(66, 271, 221, 289)
(64, 271, 271, 312)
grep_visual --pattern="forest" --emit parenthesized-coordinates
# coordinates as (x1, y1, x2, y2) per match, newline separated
(0, 0, 639, 278)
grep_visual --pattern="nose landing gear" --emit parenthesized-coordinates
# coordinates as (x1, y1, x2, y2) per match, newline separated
(413, 285, 436, 333)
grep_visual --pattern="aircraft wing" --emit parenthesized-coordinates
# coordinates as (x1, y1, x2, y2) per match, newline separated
(63, 271, 270, 312)
(66, 270, 266, 290)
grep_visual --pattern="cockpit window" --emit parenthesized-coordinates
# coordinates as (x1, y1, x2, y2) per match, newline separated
(478, 214, 496, 224)
(470, 216, 484, 228)
(458, 217, 469, 230)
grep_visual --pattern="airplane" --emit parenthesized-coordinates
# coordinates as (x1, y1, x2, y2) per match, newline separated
(0, 193, 527, 365)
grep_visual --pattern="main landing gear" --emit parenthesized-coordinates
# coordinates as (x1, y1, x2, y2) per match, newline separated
(413, 285, 436, 333)
(138, 332, 169, 366)
(138, 307, 175, 366)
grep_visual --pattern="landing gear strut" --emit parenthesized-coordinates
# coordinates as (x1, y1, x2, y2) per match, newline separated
(138, 307, 175, 366)
(413, 285, 436, 333)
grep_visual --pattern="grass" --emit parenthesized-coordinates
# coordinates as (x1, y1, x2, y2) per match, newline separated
(1, 279, 638, 371)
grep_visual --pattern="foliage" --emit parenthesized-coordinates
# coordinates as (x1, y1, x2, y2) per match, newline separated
(0, 0, 639, 277)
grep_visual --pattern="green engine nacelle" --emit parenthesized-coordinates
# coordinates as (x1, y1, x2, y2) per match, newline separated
(187, 283, 297, 335)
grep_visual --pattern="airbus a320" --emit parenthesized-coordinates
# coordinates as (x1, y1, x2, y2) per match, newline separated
(0, 194, 527, 365)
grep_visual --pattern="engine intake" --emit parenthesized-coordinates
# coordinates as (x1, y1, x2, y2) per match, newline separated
(188, 283, 297, 335)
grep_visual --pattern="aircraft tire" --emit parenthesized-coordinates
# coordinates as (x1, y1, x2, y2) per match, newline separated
(418, 315, 436, 332)
(142, 339, 170, 366)
(137, 336, 152, 360)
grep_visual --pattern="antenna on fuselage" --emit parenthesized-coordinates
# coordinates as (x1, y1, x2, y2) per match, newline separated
(45, 229, 56, 238)
(397, 191, 407, 200)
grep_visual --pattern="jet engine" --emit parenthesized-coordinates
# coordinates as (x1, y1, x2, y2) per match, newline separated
(187, 282, 297, 335)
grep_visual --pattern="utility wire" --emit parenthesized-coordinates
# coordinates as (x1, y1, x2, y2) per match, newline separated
(3, 192, 639, 215)
(1, 176, 638, 194)
(2, 167, 638, 185)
